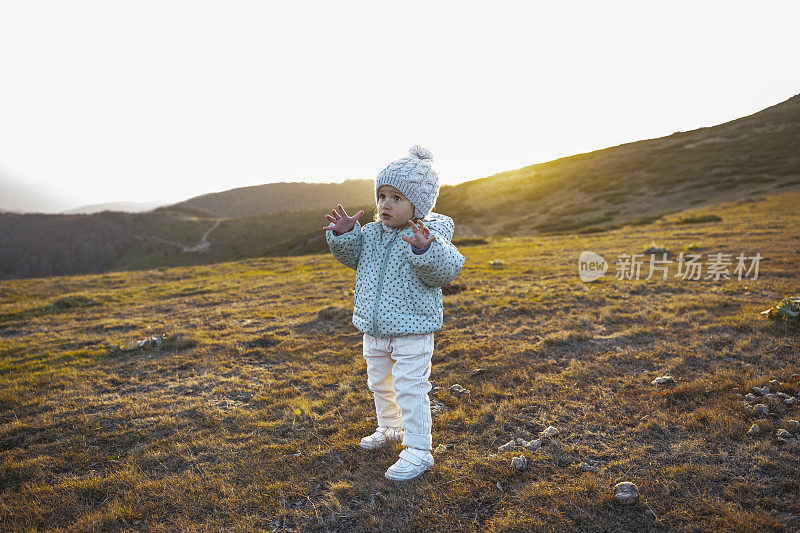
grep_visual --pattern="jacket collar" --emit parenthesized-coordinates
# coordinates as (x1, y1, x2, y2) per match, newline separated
(379, 222, 413, 244)
(380, 222, 414, 234)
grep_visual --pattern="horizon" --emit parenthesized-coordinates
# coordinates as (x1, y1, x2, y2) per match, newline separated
(1, 1, 799, 213)
(4, 92, 797, 215)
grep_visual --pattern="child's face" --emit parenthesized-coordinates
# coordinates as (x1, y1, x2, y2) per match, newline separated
(377, 185, 415, 228)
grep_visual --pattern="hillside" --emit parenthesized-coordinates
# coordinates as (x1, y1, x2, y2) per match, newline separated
(159, 179, 374, 218)
(1, 191, 799, 530)
(437, 93, 800, 237)
(1, 93, 798, 280)
(112, 204, 378, 272)
(0, 203, 376, 280)
(0, 212, 136, 279)
(63, 201, 165, 215)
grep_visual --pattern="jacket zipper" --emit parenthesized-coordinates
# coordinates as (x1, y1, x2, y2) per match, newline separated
(371, 226, 400, 336)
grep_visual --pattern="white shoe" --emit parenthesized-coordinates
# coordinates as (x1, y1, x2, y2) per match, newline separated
(384, 447, 434, 481)
(359, 426, 404, 450)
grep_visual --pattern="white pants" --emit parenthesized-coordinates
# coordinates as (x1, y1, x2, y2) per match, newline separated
(362, 332, 434, 451)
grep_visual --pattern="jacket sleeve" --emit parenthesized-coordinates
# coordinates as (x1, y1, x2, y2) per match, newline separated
(406, 216, 466, 287)
(325, 221, 363, 270)
(411, 242, 431, 255)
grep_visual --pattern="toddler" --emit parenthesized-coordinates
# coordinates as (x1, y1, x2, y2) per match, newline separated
(322, 145, 466, 481)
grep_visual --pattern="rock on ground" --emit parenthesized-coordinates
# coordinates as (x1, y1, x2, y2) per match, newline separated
(540, 426, 560, 439)
(753, 404, 769, 416)
(449, 383, 471, 399)
(614, 481, 639, 505)
(520, 438, 542, 450)
(651, 375, 675, 386)
(498, 440, 516, 452)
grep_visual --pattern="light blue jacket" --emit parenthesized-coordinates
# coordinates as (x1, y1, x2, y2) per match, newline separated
(326, 212, 466, 338)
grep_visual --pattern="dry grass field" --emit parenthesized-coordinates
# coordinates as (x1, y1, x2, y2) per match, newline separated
(1, 191, 799, 532)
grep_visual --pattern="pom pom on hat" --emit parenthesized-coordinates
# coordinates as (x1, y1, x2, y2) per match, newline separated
(409, 144, 433, 160)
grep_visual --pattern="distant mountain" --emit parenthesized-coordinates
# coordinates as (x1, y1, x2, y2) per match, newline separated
(159, 179, 375, 218)
(0, 173, 76, 214)
(63, 201, 166, 214)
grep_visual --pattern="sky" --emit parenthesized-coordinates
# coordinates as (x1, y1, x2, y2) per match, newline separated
(1, 1, 799, 213)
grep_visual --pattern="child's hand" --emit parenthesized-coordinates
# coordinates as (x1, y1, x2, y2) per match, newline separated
(322, 204, 364, 234)
(401, 219, 437, 248)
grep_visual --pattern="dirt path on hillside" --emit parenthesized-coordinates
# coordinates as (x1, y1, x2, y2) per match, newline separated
(132, 219, 221, 252)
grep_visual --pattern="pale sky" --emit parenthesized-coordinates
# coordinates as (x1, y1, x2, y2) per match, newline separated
(1, 1, 798, 212)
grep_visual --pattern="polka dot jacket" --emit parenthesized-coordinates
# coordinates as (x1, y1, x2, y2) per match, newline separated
(326, 212, 466, 338)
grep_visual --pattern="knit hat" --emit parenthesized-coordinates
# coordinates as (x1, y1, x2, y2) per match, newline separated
(375, 145, 440, 219)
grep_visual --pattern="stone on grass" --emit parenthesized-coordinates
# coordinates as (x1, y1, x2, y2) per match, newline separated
(614, 482, 639, 505)
(776, 392, 791, 400)
(753, 404, 769, 416)
(540, 426, 560, 439)
(786, 420, 800, 433)
(643, 246, 668, 255)
(747, 424, 760, 436)
(430, 401, 447, 415)
(520, 438, 542, 450)
(785, 397, 798, 406)
(449, 383, 471, 399)
(752, 386, 770, 396)
(776, 429, 792, 440)
(498, 440, 516, 452)
(122, 334, 163, 351)
(769, 379, 781, 390)
(576, 461, 598, 472)
(745, 393, 758, 403)
(434, 444, 447, 454)
(511, 455, 527, 469)
(651, 375, 675, 386)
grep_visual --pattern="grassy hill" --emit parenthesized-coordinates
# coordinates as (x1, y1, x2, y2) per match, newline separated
(1, 191, 799, 530)
(112, 204, 379, 271)
(159, 179, 375, 218)
(437, 93, 800, 237)
(0, 203, 377, 280)
(1, 94, 798, 280)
